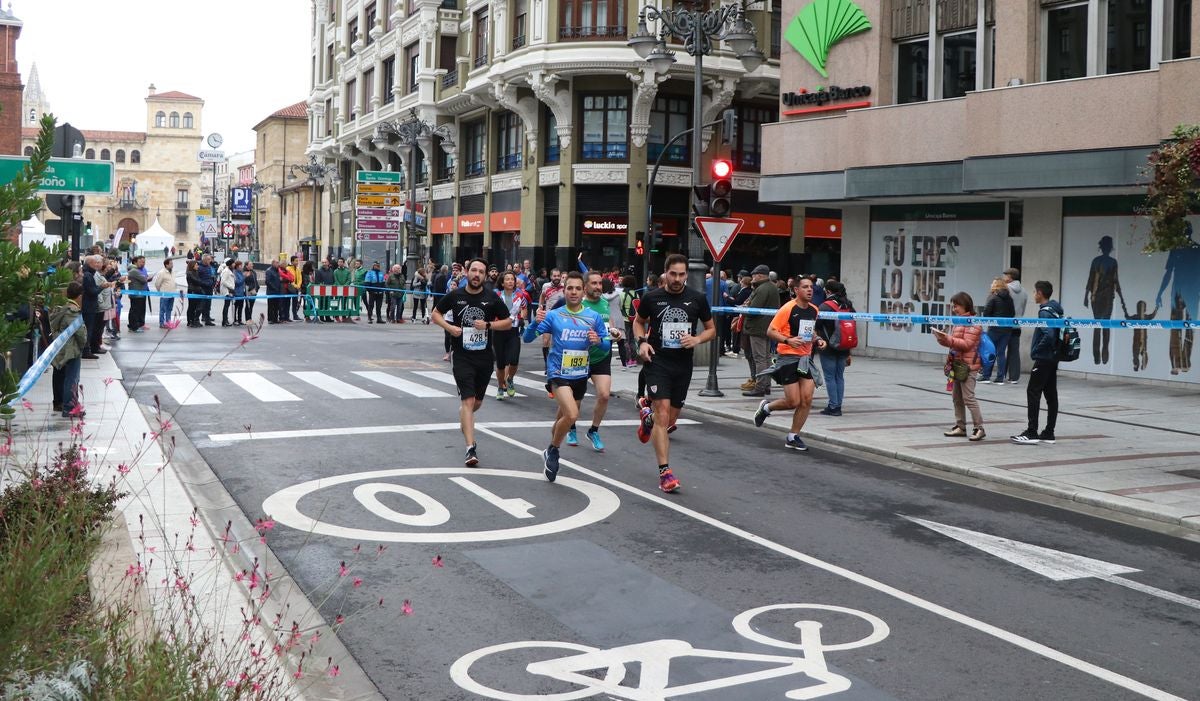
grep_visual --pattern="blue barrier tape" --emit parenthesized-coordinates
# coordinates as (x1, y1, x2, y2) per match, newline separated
(5, 316, 84, 407)
(710, 306, 1196, 330)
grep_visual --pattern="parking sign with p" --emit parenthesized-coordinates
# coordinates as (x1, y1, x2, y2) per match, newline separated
(231, 187, 253, 216)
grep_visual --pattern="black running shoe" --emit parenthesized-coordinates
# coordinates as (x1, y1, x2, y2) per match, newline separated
(543, 446, 560, 482)
(464, 444, 479, 466)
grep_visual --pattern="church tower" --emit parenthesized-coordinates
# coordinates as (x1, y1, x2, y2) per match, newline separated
(22, 61, 49, 126)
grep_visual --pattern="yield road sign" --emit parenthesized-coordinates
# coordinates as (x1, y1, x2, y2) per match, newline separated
(694, 217, 744, 262)
(356, 170, 402, 184)
(0, 156, 115, 195)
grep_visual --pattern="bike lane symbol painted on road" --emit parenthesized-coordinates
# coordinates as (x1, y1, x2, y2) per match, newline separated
(261, 468, 620, 543)
(450, 603, 890, 700)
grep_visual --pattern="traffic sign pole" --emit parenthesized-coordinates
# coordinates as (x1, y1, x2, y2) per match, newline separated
(693, 217, 744, 399)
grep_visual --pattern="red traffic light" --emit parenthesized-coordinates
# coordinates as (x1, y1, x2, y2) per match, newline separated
(635, 239, 645, 256)
(712, 159, 733, 179)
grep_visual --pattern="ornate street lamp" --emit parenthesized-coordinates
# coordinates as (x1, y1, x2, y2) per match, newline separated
(288, 154, 340, 260)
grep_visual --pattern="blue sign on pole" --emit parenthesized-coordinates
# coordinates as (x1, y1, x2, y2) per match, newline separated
(231, 186, 253, 215)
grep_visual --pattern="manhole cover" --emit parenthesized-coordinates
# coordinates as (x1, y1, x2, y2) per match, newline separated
(175, 359, 279, 373)
(361, 359, 443, 369)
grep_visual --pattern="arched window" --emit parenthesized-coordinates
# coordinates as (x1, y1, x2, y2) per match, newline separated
(100, 149, 111, 160)
(85, 148, 96, 159)
(115, 150, 126, 163)
(169, 112, 180, 128)
(156, 111, 166, 127)
(183, 112, 194, 128)
(23, 146, 33, 156)
(130, 150, 141, 164)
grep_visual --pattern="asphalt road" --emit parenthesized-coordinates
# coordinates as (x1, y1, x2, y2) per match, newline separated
(113, 319, 1200, 701)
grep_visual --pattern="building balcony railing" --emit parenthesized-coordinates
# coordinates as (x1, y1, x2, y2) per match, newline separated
(442, 67, 459, 89)
(496, 152, 522, 172)
(440, 0, 457, 9)
(559, 25, 625, 40)
(473, 53, 488, 68)
(512, 34, 526, 50)
(464, 159, 486, 177)
(116, 199, 142, 211)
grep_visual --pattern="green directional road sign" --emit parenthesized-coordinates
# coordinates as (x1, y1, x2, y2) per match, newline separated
(0, 156, 116, 195)
(356, 170, 402, 184)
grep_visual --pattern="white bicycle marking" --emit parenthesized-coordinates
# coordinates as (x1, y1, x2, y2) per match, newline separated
(450, 603, 889, 700)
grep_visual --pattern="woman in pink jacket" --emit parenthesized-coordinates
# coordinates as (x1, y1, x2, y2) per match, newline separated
(932, 291, 986, 441)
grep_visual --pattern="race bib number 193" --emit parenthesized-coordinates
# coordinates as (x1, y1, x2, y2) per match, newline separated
(562, 349, 588, 378)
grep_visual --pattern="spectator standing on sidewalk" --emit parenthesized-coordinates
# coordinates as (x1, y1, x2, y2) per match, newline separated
(198, 254, 216, 325)
(265, 260, 282, 324)
(185, 260, 205, 328)
(1004, 267, 1028, 384)
(410, 265, 430, 321)
(278, 263, 296, 323)
(619, 275, 639, 367)
(752, 276, 826, 451)
(932, 292, 986, 442)
(816, 279, 854, 416)
(731, 270, 752, 366)
(152, 259, 177, 328)
(980, 276, 1015, 383)
(126, 255, 148, 333)
(1011, 281, 1062, 445)
(742, 265, 781, 397)
(364, 262, 386, 323)
(243, 262, 259, 321)
(50, 282, 88, 418)
(288, 256, 305, 322)
(220, 258, 236, 326)
(386, 264, 407, 323)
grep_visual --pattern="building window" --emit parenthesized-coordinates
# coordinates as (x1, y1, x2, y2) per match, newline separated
(474, 9, 489, 67)
(130, 150, 140, 164)
(155, 111, 166, 127)
(183, 112, 194, 128)
(496, 112, 524, 171)
(942, 31, 977, 99)
(896, 38, 929, 103)
(559, 0, 625, 39)
(326, 43, 335, 82)
(545, 109, 560, 164)
(771, 3, 782, 58)
(1107, 0, 1151, 74)
(581, 94, 628, 160)
(176, 215, 188, 235)
(346, 78, 358, 120)
(176, 188, 189, 208)
(325, 99, 333, 135)
(101, 149, 111, 160)
(513, 0, 528, 49)
(648, 96, 690, 165)
(383, 55, 396, 103)
(383, 0, 393, 31)
(437, 139, 454, 180)
(115, 150, 126, 164)
(363, 68, 376, 108)
(1045, 3, 1088, 81)
(735, 105, 772, 172)
(169, 112, 180, 127)
(1172, 0, 1192, 58)
(405, 43, 420, 93)
(348, 17, 359, 55)
(365, 2, 378, 43)
(464, 119, 486, 177)
(85, 148, 95, 159)
(408, 0, 417, 15)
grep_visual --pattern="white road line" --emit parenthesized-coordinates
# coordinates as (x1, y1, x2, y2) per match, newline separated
(474, 426, 1188, 701)
(207, 418, 699, 443)
(224, 372, 302, 402)
(353, 370, 452, 398)
(450, 477, 535, 519)
(509, 374, 593, 397)
(415, 370, 527, 397)
(289, 371, 380, 399)
(155, 374, 220, 405)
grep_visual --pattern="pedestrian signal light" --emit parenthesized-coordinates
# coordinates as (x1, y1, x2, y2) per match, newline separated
(710, 159, 733, 217)
(635, 238, 645, 256)
(650, 221, 665, 253)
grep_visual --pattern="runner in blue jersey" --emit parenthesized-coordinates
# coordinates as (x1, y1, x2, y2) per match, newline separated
(522, 270, 608, 482)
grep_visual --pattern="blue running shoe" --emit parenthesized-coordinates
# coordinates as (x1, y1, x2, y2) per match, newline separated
(543, 446, 560, 482)
(785, 435, 808, 451)
(754, 399, 771, 428)
(567, 428, 578, 446)
(587, 428, 604, 452)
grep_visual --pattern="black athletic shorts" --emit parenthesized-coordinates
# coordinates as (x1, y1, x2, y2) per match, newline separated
(588, 352, 612, 376)
(643, 357, 693, 408)
(493, 329, 521, 368)
(550, 377, 588, 401)
(771, 357, 813, 386)
(452, 353, 495, 400)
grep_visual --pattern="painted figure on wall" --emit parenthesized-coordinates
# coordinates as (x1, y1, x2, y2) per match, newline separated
(1083, 235, 1124, 365)
(1122, 299, 1159, 372)
(1156, 223, 1200, 375)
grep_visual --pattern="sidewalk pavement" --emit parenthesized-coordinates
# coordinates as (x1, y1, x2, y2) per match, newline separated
(5, 351, 381, 700)
(606, 351, 1200, 535)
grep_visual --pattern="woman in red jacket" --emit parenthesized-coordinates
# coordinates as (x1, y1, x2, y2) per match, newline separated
(932, 291, 986, 441)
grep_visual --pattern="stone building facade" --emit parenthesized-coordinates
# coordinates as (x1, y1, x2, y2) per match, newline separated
(253, 101, 314, 262)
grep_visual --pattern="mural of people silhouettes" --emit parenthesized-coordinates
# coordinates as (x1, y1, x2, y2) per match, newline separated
(1122, 299, 1159, 372)
(1083, 235, 1124, 365)
(1155, 223, 1200, 375)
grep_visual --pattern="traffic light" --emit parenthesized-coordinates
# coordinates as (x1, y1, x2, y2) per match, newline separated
(85, 221, 93, 237)
(635, 237, 645, 256)
(691, 184, 711, 218)
(710, 159, 733, 217)
(721, 109, 738, 145)
(650, 221, 664, 253)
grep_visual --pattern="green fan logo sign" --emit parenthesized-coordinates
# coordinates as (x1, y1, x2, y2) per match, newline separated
(785, 0, 872, 78)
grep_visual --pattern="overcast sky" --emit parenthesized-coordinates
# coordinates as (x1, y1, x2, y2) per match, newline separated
(14, 0, 311, 156)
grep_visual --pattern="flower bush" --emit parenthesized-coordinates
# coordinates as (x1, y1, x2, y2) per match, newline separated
(1142, 123, 1200, 253)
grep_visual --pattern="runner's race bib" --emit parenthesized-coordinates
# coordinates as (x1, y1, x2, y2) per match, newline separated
(662, 321, 690, 349)
(561, 349, 589, 378)
(463, 326, 488, 351)
(796, 319, 815, 342)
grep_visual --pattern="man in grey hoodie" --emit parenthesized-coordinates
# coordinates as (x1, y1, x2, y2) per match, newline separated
(1004, 267, 1028, 384)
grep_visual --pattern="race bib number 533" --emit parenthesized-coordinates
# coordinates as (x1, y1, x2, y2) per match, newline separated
(662, 322, 689, 349)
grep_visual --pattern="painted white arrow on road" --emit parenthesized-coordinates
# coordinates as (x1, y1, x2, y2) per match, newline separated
(904, 516, 1200, 611)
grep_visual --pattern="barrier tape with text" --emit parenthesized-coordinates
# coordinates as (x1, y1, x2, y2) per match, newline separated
(709, 306, 1195, 331)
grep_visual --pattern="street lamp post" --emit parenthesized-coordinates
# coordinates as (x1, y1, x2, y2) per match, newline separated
(372, 108, 455, 277)
(289, 155, 339, 262)
(248, 179, 274, 262)
(629, 0, 764, 391)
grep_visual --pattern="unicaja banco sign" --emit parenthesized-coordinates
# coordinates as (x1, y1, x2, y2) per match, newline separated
(785, 0, 872, 78)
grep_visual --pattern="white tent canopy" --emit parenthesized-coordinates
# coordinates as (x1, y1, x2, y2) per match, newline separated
(19, 215, 58, 252)
(135, 218, 175, 275)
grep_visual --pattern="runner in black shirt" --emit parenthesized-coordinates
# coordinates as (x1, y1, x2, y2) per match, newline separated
(432, 258, 513, 466)
(631, 254, 716, 493)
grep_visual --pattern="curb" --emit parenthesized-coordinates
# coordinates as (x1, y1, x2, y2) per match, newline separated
(611, 388, 1200, 535)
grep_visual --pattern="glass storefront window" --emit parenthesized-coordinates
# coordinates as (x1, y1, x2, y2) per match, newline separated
(1046, 3, 1088, 81)
(896, 40, 928, 104)
(1173, 0, 1192, 58)
(1107, 0, 1151, 73)
(942, 31, 977, 99)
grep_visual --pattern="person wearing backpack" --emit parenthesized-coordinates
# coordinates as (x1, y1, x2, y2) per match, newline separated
(619, 275, 640, 368)
(816, 280, 856, 416)
(1011, 280, 1063, 445)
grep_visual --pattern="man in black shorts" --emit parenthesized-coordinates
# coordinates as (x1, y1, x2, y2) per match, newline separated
(432, 258, 513, 466)
(632, 254, 716, 493)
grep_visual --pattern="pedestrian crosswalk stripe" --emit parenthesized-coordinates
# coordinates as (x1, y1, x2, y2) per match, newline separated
(289, 371, 381, 399)
(155, 374, 220, 405)
(224, 372, 302, 402)
(414, 371, 528, 397)
(352, 370, 453, 398)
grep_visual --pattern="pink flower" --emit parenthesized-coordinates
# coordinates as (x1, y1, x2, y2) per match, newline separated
(102, 377, 114, 386)
(235, 572, 245, 582)
(69, 422, 83, 436)
(164, 319, 181, 330)
(402, 600, 413, 616)
(352, 577, 363, 588)
(254, 518, 275, 532)
(189, 515, 200, 527)
(239, 330, 260, 346)
(0, 435, 12, 457)
(327, 664, 341, 678)
(225, 680, 237, 688)
(334, 614, 345, 626)
(125, 563, 145, 577)
(293, 669, 304, 680)
(117, 463, 131, 475)
(310, 631, 322, 644)
(432, 555, 444, 568)
(338, 561, 349, 577)
(21, 399, 33, 411)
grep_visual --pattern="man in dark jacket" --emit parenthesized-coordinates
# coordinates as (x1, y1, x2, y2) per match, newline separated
(1011, 280, 1062, 445)
(742, 265, 782, 397)
(80, 255, 108, 357)
(126, 255, 149, 333)
(198, 254, 216, 325)
(265, 260, 282, 324)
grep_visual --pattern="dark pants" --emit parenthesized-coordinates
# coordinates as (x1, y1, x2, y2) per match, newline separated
(292, 294, 302, 320)
(85, 311, 103, 352)
(202, 288, 214, 322)
(367, 291, 384, 320)
(222, 296, 234, 325)
(1026, 361, 1059, 433)
(128, 295, 146, 331)
(986, 328, 1011, 381)
(411, 295, 427, 319)
(1006, 328, 1022, 381)
(267, 296, 280, 323)
(243, 295, 256, 321)
(53, 357, 81, 415)
(187, 294, 203, 326)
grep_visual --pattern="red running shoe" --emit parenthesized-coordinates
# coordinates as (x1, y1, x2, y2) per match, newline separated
(636, 407, 654, 443)
(658, 468, 680, 493)
(667, 424, 677, 434)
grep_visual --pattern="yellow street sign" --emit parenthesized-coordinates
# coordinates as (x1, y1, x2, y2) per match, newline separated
(355, 195, 401, 206)
(357, 184, 402, 194)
